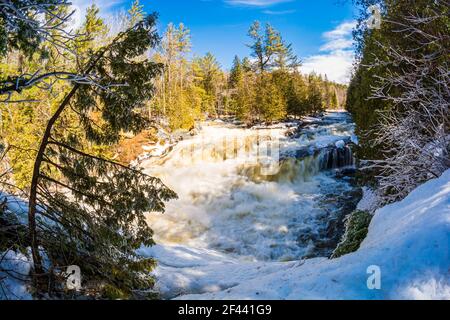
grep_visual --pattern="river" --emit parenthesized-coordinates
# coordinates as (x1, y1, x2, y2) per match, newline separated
(141, 111, 361, 262)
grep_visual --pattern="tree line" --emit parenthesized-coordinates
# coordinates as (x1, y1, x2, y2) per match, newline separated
(149, 21, 347, 130)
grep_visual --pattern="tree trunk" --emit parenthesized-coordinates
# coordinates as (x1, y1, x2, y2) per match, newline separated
(27, 27, 129, 279)
(28, 85, 80, 276)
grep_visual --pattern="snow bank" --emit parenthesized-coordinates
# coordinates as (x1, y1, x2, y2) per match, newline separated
(144, 169, 450, 300)
(0, 193, 28, 225)
(138, 244, 297, 299)
(0, 250, 32, 300)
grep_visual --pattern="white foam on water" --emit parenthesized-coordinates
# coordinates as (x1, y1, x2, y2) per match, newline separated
(141, 112, 356, 262)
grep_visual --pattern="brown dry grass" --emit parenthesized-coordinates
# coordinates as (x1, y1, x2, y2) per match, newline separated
(115, 128, 158, 164)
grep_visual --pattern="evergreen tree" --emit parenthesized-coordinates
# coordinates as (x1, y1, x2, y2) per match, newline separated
(25, 13, 177, 298)
(285, 72, 308, 118)
(330, 89, 339, 110)
(273, 43, 301, 72)
(248, 21, 286, 73)
(323, 75, 332, 109)
(232, 68, 256, 124)
(0, 1, 86, 102)
(256, 74, 286, 123)
(75, 5, 109, 58)
(348, 0, 449, 202)
(241, 57, 252, 72)
(192, 52, 222, 115)
(228, 55, 243, 88)
(153, 23, 197, 130)
(0, 0, 74, 58)
(307, 74, 324, 114)
(128, 0, 145, 27)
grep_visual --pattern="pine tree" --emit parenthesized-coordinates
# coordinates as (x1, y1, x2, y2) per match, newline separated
(248, 21, 286, 73)
(285, 72, 308, 118)
(128, 0, 145, 27)
(0, 0, 73, 58)
(228, 55, 243, 88)
(75, 5, 109, 61)
(26, 13, 177, 298)
(192, 52, 222, 116)
(233, 68, 256, 124)
(348, 0, 449, 203)
(330, 89, 339, 110)
(307, 74, 324, 114)
(256, 74, 286, 123)
(323, 75, 331, 109)
(153, 23, 196, 130)
(241, 57, 252, 72)
(273, 43, 301, 72)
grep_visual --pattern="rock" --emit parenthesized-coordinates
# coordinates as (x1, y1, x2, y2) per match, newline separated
(335, 140, 346, 149)
(297, 228, 315, 245)
(335, 168, 357, 178)
(331, 210, 373, 259)
(295, 148, 313, 159)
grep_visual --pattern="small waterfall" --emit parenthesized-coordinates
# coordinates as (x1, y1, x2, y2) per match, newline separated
(243, 144, 355, 184)
(319, 146, 355, 170)
(142, 113, 359, 261)
(241, 156, 321, 184)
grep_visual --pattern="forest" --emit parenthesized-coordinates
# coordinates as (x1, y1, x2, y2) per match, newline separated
(0, 0, 448, 301)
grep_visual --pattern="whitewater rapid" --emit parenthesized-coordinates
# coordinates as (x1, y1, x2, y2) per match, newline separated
(141, 111, 360, 262)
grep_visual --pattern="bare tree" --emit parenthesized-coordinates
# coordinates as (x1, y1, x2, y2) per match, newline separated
(366, 0, 450, 204)
(0, 1, 84, 102)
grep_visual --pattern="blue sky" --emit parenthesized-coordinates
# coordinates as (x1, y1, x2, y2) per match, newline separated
(71, 0, 358, 83)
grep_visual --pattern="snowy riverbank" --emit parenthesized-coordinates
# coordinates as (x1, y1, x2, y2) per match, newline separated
(139, 169, 450, 300)
(3, 169, 448, 299)
(1, 112, 448, 300)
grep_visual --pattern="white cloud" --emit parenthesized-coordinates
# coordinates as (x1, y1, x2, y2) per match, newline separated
(262, 9, 296, 15)
(69, 0, 125, 30)
(323, 21, 355, 40)
(300, 21, 356, 84)
(319, 38, 353, 52)
(225, 0, 294, 7)
(301, 50, 354, 84)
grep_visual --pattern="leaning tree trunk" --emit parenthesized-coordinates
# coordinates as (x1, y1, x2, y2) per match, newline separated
(28, 85, 80, 276)
(28, 28, 130, 279)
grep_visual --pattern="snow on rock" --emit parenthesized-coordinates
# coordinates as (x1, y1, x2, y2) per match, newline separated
(131, 142, 176, 166)
(357, 187, 379, 213)
(335, 140, 346, 149)
(144, 169, 450, 300)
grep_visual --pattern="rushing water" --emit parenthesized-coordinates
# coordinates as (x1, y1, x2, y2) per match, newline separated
(142, 111, 361, 262)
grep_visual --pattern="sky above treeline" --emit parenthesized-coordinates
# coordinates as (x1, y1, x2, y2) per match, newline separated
(71, 0, 358, 84)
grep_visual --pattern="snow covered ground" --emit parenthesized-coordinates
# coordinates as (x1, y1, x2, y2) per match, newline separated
(1, 168, 449, 300)
(2, 113, 449, 300)
(139, 169, 450, 300)
(0, 250, 32, 300)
